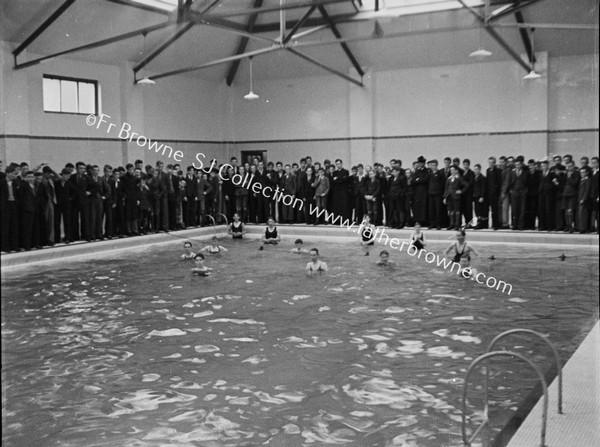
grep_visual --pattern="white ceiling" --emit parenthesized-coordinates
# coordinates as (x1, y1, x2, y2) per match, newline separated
(1, 0, 598, 85)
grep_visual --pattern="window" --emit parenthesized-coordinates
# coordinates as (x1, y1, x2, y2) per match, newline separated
(43, 75, 98, 115)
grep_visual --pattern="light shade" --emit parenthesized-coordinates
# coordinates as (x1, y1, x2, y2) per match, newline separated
(469, 48, 492, 58)
(137, 77, 156, 85)
(523, 70, 542, 80)
(244, 91, 259, 100)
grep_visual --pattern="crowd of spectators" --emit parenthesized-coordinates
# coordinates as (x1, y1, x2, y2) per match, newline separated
(0, 152, 598, 253)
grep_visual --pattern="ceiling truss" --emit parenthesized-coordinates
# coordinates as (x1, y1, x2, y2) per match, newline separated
(11, 0, 599, 86)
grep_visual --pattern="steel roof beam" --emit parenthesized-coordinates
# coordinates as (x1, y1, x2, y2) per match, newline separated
(488, 0, 548, 22)
(225, 0, 264, 87)
(15, 22, 176, 70)
(456, 0, 532, 72)
(134, 22, 194, 73)
(318, 5, 364, 77)
(13, 0, 77, 57)
(286, 47, 363, 86)
(282, 6, 317, 44)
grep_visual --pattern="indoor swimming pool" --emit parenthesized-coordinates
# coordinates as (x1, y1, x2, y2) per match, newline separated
(1, 237, 598, 447)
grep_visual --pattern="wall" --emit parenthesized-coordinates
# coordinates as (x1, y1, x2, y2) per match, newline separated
(1, 40, 598, 171)
(0, 43, 224, 169)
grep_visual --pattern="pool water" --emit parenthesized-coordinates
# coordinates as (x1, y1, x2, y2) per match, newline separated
(1, 238, 598, 447)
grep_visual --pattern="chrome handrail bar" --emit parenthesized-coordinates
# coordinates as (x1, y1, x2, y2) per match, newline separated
(488, 329, 562, 414)
(461, 351, 549, 447)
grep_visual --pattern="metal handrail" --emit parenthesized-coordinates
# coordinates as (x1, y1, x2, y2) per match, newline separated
(461, 351, 549, 447)
(488, 329, 563, 414)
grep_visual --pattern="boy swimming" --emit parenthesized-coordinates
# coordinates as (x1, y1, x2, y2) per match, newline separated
(443, 229, 479, 279)
(181, 241, 195, 260)
(228, 213, 246, 239)
(359, 214, 376, 256)
(199, 236, 229, 254)
(291, 239, 309, 254)
(192, 253, 213, 276)
(376, 250, 395, 267)
(261, 217, 281, 247)
(306, 248, 328, 276)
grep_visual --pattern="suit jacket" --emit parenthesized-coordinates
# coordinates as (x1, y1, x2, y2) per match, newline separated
(500, 168, 512, 195)
(364, 176, 380, 198)
(509, 169, 528, 193)
(428, 170, 446, 195)
(538, 169, 555, 195)
(18, 182, 39, 213)
(562, 170, 580, 197)
(388, 174, 407, 198)
(314, 175, 330, 196)
(70, 173, 94, 206)
(578, 177, 591, 203)
(486, 166, 502, 197)
(444, 175, 467, 200)
(462, 169, 475, 195)
(592, 170, 600, 201)
(527, 170, 541, 197)
(184, 175, 197, 199)
(196, 176, 212, 201)
(472, 174, 486, 199)
(0, 175, 9, 213)
(282, 173, 297, 196)
(55, 179, 75, 208)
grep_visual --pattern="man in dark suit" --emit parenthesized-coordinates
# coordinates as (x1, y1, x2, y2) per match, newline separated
(472, 164, 487, 229)
(99, 165, 114, 238)
(578, 166, 592, 233)
(508, 156, 529, 230)
(70, 161, 94, 241)
(561, 161, 580, 232)
(427, 160, 445, 230)
(525, 159, 541, 229)
(18, 171, 41, 250)
(461, 159, 475, 227)
(537, 159, 555, 231)
(591, 156, 599, 233)
(330, 159, 351, 221)
(486, 156, 502, 230)
(412, 156, 429, 225)
(166, 164, 178, 230)
(183, 166, 197, 227)
(550, 156, 566, 230)
(1, 166, 20, 252)
(55, 168, 75, 243)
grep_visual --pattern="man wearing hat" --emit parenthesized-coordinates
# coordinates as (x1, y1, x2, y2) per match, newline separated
(412, 156, 429, 225)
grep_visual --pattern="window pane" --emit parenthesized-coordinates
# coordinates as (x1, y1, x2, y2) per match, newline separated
(43, 78, 61, 112)
(78, 82, 96, 114)
(60, 80, 78, 113)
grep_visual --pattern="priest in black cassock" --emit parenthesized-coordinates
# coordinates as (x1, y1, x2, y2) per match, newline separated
(412, 156, 430, 225)
(331, 159, 351, 220)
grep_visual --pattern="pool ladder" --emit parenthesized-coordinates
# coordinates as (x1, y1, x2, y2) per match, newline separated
(461, 329, 563, 447)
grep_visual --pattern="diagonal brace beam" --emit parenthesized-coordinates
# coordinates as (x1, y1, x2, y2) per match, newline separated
(515, 9, 535, 64)
(225, 0, 263, 87)
(488, 0, 548, 22)
(317, 5, 364, 77)
(15, 22, 175, 70)
(134, 22, 194, 73)
(13, 0, 77, 57)
(456, 0, 532, 72)
(282, 6, 317, 44)
(286, 47, 363, 86)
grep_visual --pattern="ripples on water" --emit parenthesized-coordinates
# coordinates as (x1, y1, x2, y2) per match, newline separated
(1, 241, 598, 446)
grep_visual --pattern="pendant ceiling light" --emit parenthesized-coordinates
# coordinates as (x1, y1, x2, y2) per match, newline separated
(469, 26, 492, 58)
(137, 31, 155, 85)
(244, 57, 259, 100)
(523, 28, 541, 80)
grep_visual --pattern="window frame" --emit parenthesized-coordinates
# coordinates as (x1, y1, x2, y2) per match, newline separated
(42, 74, 99, 116)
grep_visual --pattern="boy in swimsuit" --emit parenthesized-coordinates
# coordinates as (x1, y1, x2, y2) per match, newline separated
(359, 214, 376, 256)
(409, 222, 426, 251)
(306, 248, 328, 276)
(443, 229, 479, 278)
(291, 238, 310, 254)
(199, 236, 229, 254)
(192, 253, 213, 276)
(376, 250, 395, 267)
(261, 217, 280, 246)
(228, 213, 246, 239)
(181, 241, 195, 260)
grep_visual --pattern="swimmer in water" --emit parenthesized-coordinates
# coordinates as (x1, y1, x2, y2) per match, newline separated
(228, 213, 246, 239)
(199, 236, 229, 254)
(409, 222, 425, 251)
(181, 241, 195, 260)
(443, 229, 479, 279)
(306, 248, 328, 276)
(376, 250, 395, 267)
(291, 238, 309, 254)
(191, 252, 213, 276)
(359, 214, 376, 256)
(261, 217, 280, 247)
